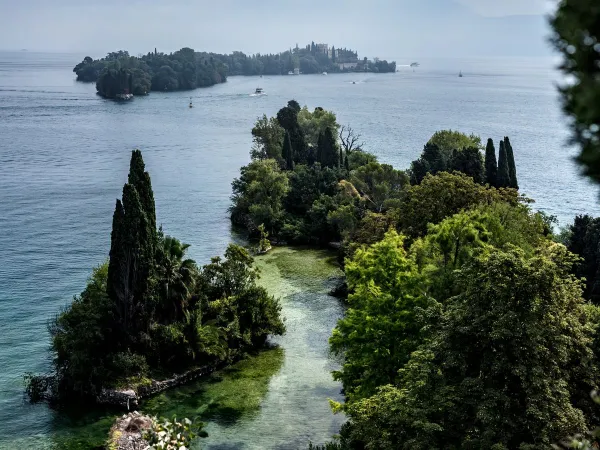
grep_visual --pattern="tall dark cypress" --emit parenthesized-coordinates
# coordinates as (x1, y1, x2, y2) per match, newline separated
(504, 137, 518, 189)
(283, 132, 294, 170)
(107, 151, 156, 335)
(497, 140, 511, 188)
(276, 102, 307, 164)
(318, 127, 339, 169)
(128, 149, 156, 235)
(107, 199, 126, 324)
(484, 138, 498, 187)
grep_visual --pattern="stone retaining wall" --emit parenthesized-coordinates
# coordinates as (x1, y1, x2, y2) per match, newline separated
(97, 364, 219, 410)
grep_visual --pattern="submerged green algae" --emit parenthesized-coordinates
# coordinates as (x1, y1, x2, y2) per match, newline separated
(142, 346, 285, 424)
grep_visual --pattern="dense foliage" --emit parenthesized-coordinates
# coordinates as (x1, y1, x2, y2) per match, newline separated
(227, 101, 600, 449)
(231, 103, 521, 251)
(409, 131, 518, 188)
(30, 150, 284, 402)
(74, 48, 228, 98)
(550, 0, 600, 184)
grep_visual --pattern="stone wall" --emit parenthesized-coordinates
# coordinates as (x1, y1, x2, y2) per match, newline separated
(97, 364, 219, 410)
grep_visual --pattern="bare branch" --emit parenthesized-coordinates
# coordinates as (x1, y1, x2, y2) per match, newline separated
(339, 125, 364, 154)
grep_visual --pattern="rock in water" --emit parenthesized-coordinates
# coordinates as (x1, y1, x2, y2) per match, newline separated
(107, 411, 153, 450)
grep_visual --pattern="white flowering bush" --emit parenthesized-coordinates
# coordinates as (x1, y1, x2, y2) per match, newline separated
(144, 416, 207, 450)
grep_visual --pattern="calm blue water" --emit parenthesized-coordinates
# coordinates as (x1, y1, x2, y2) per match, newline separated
(0, 51, 597, 448)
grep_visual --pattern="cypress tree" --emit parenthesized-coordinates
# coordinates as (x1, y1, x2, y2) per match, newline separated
(340, 147, 344, 168)
(504, 137, 518, 189)
(107, 151, 156, 335)
(318, 127, 339, 169)
(276, 102, 307, 164)
(128, 149, 157, 243)
(283, 132, 294, 170)
(497, 140, 511, 188)
(484, 138, 498, 187)
(345, 154, 349, 172)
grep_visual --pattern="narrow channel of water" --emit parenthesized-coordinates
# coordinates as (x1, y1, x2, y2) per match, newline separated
(143, 247, 346, 449)
(17, 247, 345, 449)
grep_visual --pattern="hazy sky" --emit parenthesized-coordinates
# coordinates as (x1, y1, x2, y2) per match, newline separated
(0, 0, 557, 58)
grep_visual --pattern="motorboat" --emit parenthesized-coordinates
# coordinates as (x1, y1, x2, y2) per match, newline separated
(254, 87, 264, 95)
(322, 71, 327, 75)
(459, 71, 463, 78)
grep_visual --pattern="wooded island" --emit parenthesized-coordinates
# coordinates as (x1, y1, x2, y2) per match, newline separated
(72, 43, 396, 98)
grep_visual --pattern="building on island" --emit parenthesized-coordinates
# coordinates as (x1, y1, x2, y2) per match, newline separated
(338, 62, 358, 70)
(315, 43, 329, 55)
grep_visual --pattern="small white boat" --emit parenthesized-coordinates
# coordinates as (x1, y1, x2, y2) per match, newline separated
(288, 71, 294, 75)
(322, 71, 327, 75)
(255, 87, 264, 95)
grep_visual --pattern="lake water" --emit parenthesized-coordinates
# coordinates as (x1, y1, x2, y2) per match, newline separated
(0, 51, 598, 449)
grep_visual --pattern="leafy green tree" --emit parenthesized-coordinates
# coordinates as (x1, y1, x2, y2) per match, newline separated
(297, 106, 339, 149)
(350, 162, 409, 212)
(339, 244, 598, 450)
(427, 129, 482, 160)
(504, 136, 519, 189)
(317, 127, 340, 169)
(230, 160, 289, 235)
(250, 114, 284, 161)
(283, 164, 339, 217)
(497, 139, 511, 188)
(330, 230, 430, 402)
(410, 143, 446, 184)
(398, 172, 519, 238)
(484, 138, 498, 186)
(199, 245, 285, 348)
(347, 149, 377, 170)
(411, 203, 548, 301)
(449, 147, 484, 184)
(550, 0, 600, 184)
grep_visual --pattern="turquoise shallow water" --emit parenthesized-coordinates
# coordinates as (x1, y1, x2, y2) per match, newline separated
(0, 51, 598, 448)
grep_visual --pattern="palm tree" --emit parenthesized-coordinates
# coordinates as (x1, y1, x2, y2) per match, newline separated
(156, 235, 197, 321)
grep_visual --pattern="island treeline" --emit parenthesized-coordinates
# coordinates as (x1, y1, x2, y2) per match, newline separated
(73, 42, 396, 98)
(26, 150, 284, 403)
(230, 100, 600, 449)
(73, 49, 228, 98)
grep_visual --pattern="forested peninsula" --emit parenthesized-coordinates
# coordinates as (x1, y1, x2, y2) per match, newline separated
(231, 100, 600, 449)
(25, 150, 285, 407)
(72, 43, 396, 98)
